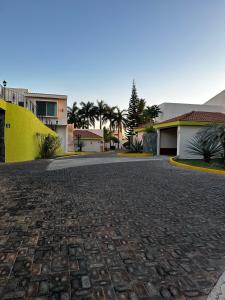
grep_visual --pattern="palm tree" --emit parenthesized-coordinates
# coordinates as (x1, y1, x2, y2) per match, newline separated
(79, 101, 97, 129)
(67, 102, 80, 128)
(96, 100, 107, 129)
(113, 108, 127, 148)
(103, 105, 117, 148)
(142, 105, 161, 124)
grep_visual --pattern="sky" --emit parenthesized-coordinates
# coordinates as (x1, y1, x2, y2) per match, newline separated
(1, 0, 225, 108)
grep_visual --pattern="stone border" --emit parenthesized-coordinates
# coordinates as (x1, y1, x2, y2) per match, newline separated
(169, 157, 225, 175)
(207, 271, 225, 300)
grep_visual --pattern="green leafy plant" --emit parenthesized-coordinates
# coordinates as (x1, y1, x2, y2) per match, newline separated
(38, 134, 61, 159)
(144, 126, 155, 133)
(129, 140, 143, 153)
(202, 124, 225, 162)
(186, 131, 223, 163)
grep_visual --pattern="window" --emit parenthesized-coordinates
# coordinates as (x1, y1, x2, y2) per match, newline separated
(36, 101, 57, 117)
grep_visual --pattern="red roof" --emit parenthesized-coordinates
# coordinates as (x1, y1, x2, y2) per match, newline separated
(73, 130, 103, 139)
(158, 111, 225, 124)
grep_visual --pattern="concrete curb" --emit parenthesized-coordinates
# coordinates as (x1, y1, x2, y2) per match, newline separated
(117, 153, 153, 157)
(169, 157, 225, 175)
(207, 271, 225, 300)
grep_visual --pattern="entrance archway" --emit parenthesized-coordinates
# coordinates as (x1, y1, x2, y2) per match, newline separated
(160, 127, 177, 155)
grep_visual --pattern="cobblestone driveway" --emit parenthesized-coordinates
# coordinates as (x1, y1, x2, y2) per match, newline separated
(1, 158, 225, 299)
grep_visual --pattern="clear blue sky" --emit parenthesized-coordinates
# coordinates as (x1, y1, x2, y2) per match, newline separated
(1, 0, 225, 108)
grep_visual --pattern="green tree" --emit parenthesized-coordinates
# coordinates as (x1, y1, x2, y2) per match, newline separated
(142, 105, 161, 124)
(79, 101, 97, 129)
(126, 81, 140, 137)
(103, 105, 117, 148)
(67, 102, 80, 128)
(113, 107, 127, 148)
(96, 100, 107, 129)
(136, 98, 146, 124)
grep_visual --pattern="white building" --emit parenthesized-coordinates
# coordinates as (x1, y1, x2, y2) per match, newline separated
(73, 129, 104, 152)
(154, 90, 225, 158)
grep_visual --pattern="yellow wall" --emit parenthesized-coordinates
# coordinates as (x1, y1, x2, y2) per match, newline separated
(0, 99, 57, 163)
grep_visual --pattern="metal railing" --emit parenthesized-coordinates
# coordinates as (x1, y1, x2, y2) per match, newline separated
(0, 85, 57, 131)
(0, 84, 37, 115)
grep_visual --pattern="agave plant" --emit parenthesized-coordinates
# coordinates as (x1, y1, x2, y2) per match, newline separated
(186, 130, 223, 163)
(38, 134, 61, 159)
(129, 140, 143, 153)
(202, 124, 225, 162)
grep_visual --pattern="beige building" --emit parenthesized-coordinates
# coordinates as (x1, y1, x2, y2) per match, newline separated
(3, 87, 68, 151)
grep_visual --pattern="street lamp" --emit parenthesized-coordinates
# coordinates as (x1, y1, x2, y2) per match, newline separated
(2, 80, 7, 100)
(76, 134, 81, 151)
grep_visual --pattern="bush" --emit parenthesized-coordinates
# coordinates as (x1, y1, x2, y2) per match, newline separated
(186, 130, 223, 163)
(129, 140, 143, 153)
(144, 126, 155, 133)
(38, 134, 61, 159)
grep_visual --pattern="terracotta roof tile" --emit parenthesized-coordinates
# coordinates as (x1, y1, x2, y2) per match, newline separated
(73, 130, 102, 139)
(158, 111, 225, 124)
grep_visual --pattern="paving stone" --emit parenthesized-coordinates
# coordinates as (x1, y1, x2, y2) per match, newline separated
(1, 156, 225, 299)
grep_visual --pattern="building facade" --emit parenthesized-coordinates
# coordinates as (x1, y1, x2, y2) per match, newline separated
(74, 129, 104, 152)
(2, 87, 68, 151)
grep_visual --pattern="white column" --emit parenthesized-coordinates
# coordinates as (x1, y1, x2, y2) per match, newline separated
(156, 129, 160, 155)
(177, 126, 180, 157)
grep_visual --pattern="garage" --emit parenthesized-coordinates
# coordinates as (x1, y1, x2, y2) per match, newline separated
(159, 127, 177, 155)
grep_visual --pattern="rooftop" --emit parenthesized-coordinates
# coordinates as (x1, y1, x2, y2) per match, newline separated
(74, 129, 103, 139)
(26, 92, 67, 100)
(158, 111, 225, 124)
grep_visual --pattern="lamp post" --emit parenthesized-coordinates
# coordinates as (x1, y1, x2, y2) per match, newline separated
(76, 134, 81, 151)
(2, 80, 7, 100)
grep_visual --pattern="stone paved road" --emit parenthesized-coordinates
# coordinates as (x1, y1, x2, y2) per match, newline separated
(0, 155, 225, 300)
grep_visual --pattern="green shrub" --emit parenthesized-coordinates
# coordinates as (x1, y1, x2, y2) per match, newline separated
(38, 134, 61, 159)
(144, 126, 155, 133)
(129, 140, 143, 153)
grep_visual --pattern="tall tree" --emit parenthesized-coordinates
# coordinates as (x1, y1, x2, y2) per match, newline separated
(103, 105, 117, 148)
(126, 81, 140, 137)
(79, 101, 97, 129)
(67, 102, 79, 128)
(136, 98, 146, 125)
(113, 107, 127, 148)
(96, 100, 107, 129)
(142, 105, 161, 124)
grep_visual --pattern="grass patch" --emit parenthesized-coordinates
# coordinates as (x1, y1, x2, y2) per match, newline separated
(176, 158, 225, 170)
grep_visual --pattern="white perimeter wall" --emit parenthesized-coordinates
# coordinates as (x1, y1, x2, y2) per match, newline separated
(177, 126, 203, 159)
(82, 140, 102, 152)
(56, 125, 68, 152)
(157, 103, 224, 122)
(204, 90, 225, 106)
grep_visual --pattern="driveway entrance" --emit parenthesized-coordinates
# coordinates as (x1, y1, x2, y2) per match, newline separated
(159, 127, 177, 155)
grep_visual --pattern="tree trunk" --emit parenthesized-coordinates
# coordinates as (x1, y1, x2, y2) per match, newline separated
(118, 126, 120, 149)
(100, 114, 102, 130)
(109, 121, 112, 148)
